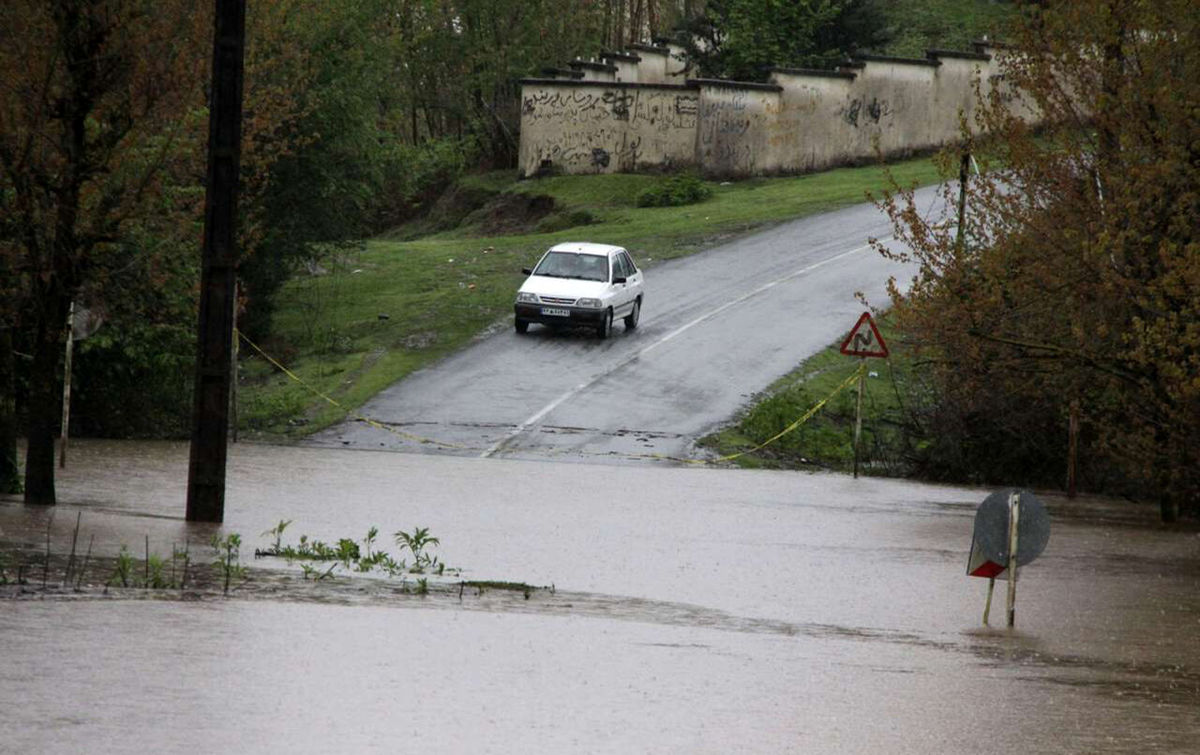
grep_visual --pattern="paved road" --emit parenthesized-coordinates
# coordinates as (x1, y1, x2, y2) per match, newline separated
(310, 187, 944, 462)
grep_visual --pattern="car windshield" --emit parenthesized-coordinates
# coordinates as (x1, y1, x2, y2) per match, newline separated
(533, 252, 609, 282)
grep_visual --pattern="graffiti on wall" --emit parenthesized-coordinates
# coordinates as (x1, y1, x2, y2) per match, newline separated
(523, 88, 698, 130)
(841, 96, 894, 128)
(531, 126, 643, 169)
(698, 92, 757, 144)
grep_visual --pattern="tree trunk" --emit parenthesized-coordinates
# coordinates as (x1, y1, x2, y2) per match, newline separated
(24, 293, 68, 505)
(0, 326, 20, 494)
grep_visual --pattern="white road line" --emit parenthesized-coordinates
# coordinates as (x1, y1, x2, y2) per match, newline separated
(480, 239, 886, 458)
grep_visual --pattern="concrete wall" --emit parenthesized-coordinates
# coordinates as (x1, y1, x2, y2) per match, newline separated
(520, 43, 1015, 179)
(518, 81, 700, 176)
(694, 81, 781, 176)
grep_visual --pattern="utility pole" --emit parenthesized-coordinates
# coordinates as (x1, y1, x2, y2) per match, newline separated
(187, 0, 245, 522)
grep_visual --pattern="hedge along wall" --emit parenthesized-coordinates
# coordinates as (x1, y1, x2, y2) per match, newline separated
(519, 43, 1016, 179)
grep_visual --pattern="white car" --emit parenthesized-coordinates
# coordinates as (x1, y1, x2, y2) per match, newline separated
(514, 242, 644, 339)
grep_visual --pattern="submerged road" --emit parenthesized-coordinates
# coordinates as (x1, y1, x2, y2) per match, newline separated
(309, 187, 945, 462)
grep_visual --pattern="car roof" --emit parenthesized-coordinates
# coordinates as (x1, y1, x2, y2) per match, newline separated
(547, 242, 624, 257)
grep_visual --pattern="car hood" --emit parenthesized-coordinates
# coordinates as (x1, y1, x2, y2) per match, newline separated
(519, 275, 608, 298)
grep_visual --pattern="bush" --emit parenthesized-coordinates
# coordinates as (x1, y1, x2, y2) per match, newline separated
(636, 174, 712, 208)
(535, 208, 596, 233)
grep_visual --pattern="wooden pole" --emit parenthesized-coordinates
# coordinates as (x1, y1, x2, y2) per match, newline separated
(186, 0, 245, 522)
(852, 361, 865, 479)
(231, 282, 239, 444)
(59, 301, 75, 469)
(1006, 491, 1021, 628)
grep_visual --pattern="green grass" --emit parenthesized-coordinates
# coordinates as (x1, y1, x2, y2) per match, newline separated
(699, 314, 925, 474)
(238, 157, 945, 438)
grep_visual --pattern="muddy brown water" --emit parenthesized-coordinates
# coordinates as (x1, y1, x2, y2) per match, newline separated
(2, 440, 1199, 753)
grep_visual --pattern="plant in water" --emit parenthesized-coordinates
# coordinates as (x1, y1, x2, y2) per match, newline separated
(394, 527, 440, 574)
(144, 554, 172, 589)
(362, 526, 378, 560)
(211, 533, 247, 595)
(415, 577, 429, 595)
(108, 545, 135, 588)
(301, 562, 337, 581)
(260, 519, 293, 555)
(336, 538, 360, 569)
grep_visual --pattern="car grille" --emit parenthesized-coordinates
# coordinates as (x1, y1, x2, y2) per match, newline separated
(539, 296, 576, 305)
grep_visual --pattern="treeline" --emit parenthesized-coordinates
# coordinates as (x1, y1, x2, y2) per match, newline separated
(878, 0, 1199, 519)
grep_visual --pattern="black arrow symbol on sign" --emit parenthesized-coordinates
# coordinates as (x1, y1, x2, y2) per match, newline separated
(854, 332, 873, 349)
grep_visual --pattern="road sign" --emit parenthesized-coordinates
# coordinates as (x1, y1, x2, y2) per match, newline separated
(967, 488, 1050, 579)
(839, 312, 888, 358)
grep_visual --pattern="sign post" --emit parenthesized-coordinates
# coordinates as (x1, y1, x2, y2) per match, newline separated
(839, 312, 888, 479)
(1006, 491, 1021, 627)
(967, 488, 1050, 628)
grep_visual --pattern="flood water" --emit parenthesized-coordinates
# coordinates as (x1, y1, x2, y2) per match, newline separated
(2, 440, 1199, 753)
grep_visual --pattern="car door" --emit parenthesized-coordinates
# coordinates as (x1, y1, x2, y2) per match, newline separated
(609, 251, 634, 316)
(617, 251, 642, 312)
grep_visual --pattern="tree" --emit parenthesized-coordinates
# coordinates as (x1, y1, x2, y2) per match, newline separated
(680, 0, 891, 81)
(0, 0, 209, 503)
(877, 0, 1200, 519)
(0, 0, 315, 502)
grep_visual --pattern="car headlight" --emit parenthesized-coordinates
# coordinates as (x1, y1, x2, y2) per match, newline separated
(575, 298, 601, 309)
(516, 292, 539, 304)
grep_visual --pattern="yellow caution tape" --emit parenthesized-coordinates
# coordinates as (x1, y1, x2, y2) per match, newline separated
(630, 361, 866, 465)
(236, 330, 476, 450)
(237, 329, 863, 465)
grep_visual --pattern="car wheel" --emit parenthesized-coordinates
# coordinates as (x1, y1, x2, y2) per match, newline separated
(596, 308, 613, 339)
(515, 318, 529, 334)
(624, 298, 640, 330)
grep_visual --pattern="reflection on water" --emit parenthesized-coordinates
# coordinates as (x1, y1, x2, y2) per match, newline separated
(2, 439, 1198, 753)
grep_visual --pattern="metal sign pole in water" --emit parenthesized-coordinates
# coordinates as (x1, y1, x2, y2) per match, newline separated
(982, 577, 995, 625)
(1006, 491, 1021, 627)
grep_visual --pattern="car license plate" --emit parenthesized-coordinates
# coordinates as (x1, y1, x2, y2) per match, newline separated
(541, 307, 570, 317)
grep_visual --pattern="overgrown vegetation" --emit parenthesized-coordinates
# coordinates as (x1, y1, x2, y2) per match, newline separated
(636, 174, 712, 208)
(0, 514, 544, 600)
(254, 519, 457, 581)
(878, 0, 1200, 520)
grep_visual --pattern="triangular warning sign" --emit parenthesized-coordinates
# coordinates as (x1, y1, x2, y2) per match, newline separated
(839, 312, 889, 358)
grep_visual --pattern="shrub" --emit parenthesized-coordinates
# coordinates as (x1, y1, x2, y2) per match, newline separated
(636, 174, 712, 208)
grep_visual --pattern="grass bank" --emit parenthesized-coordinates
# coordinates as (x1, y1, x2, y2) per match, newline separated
(699, 314, 925, 475)
(239, 158, 944, 438)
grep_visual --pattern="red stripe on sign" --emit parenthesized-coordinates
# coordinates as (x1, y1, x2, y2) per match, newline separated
(969, 561, 1006, 579)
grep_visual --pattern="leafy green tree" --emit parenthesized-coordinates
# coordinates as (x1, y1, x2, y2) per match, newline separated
(877, 0, 1200, 519)
(681, 0, 891, 81)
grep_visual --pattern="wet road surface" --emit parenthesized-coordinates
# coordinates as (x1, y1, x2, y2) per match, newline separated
(309, 189, 944, 462)
(3, 440, 1199, 753)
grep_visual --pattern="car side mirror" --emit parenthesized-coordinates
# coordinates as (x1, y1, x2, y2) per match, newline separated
(612, 276, 627, 284)
(522, 267, 533, 275)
